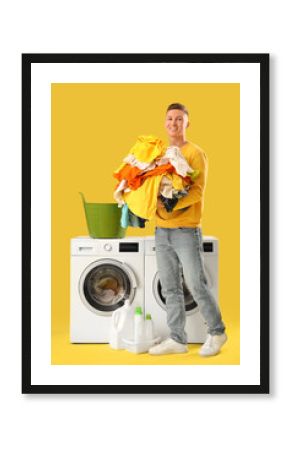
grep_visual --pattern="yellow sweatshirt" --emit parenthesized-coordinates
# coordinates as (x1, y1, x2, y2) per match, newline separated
(156, 141, 208, 228)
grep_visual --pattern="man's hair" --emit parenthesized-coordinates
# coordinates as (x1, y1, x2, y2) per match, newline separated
(166, 103, 189, 116)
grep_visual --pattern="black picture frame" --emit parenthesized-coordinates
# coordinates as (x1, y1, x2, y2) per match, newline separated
(22, 53, 269, 394)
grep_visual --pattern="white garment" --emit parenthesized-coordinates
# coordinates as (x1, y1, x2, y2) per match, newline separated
(95, 288, 116, 304)
(113, 179, 127, 206)
(156, 146, 193, 178)
(123, 154, 156, 171)
(159, 176, 174, 198)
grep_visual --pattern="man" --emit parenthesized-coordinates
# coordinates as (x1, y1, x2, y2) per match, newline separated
(149, 103, 227, 357)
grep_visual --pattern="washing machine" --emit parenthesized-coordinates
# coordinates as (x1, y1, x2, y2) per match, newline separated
(144, 236, 219, 343)
(70, 236, 145, 343)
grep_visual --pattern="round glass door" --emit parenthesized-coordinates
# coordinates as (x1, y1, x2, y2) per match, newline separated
(153, 266, 212, 314)
(154, 274, 198, 313)
(79, 260, 136, 315)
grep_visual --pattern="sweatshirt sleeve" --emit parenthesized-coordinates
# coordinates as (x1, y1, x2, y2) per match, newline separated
(173, 150, 208, 211)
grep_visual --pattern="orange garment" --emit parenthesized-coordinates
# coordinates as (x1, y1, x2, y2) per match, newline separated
(140, 163, 174, 182)
(114, 162, 176, 191)
(113, 164, 143, 189)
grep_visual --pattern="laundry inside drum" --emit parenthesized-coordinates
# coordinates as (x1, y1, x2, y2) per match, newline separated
(83, 264, 132, 312)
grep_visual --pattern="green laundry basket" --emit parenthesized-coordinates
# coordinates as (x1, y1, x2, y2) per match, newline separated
(79, 192, 125, 239)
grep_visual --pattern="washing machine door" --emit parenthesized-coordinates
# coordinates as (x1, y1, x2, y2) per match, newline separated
(153, 265, 213, 315)
(79, 258, 137, 315)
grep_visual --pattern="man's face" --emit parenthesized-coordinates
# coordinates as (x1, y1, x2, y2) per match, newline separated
(165, 109, 189, 138)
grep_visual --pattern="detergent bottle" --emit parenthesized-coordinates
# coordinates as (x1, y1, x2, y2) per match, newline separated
(109, 299, 132, 349)
(134, 306, 145, 344)
(145, 313, 154, 341)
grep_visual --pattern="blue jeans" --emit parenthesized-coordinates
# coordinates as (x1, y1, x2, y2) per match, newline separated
(155, 227, 226, 344)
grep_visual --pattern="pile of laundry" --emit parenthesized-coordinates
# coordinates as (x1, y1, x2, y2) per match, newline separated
(113, 135, 199, 228)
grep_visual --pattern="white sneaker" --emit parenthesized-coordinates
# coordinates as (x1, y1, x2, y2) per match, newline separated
(198, 333, 227, 357)
(149, 338, 188, 355)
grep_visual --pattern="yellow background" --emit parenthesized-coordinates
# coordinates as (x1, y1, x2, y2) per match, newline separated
(51, 83, 240, 365)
